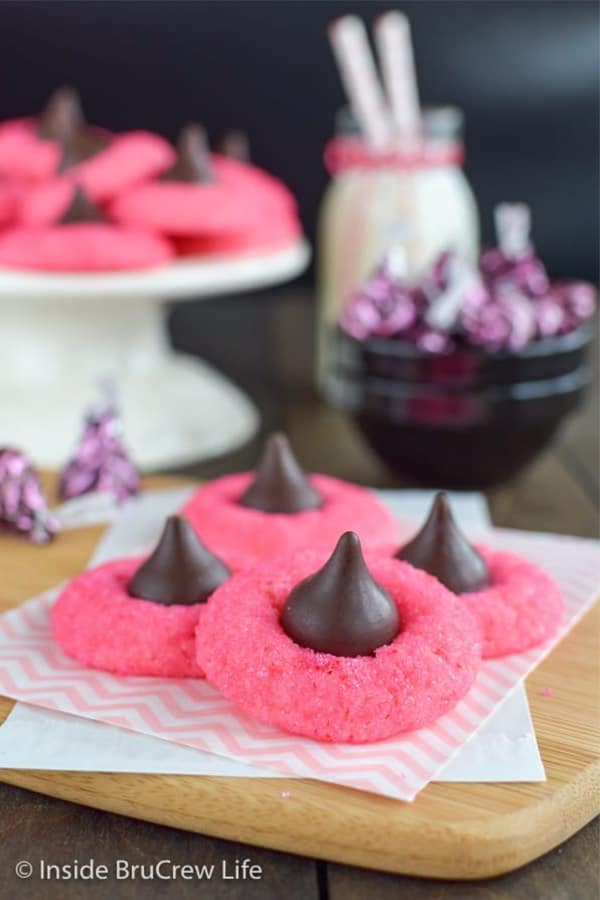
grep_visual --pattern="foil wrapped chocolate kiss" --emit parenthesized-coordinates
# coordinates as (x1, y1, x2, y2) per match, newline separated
(396, 492, 489, 594)
(239, 433, 322, 514)
(128, 516, 230, 606)
(0, 448, 59, 544)
(59, 400, 139, 504)
(280, 531, 400, 657)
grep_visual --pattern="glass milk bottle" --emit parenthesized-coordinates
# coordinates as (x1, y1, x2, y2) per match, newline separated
(316, 107, 479, 383)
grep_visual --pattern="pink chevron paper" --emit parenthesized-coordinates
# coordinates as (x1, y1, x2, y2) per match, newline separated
(0, 528, 598, 801)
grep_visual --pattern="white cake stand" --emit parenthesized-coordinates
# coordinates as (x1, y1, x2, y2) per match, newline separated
(0, 240, 310, 470)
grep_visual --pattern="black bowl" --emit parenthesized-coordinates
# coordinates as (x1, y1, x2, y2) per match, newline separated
(325, 325, 594, 487)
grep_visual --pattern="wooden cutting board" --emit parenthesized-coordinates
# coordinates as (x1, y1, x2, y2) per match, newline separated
(0, 477, 598, 880)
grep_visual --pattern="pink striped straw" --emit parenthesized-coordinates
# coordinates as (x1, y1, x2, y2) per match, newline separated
(374, 11, 422, 150)
(328, 15, 393, 150)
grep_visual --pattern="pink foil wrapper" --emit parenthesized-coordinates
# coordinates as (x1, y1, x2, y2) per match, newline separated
(60, 405, 140, 504)
(340, 257, 417, 341)
(480, 246, 550, 298)
(0, 448, 59, 543)
(340, 244, 596, 354)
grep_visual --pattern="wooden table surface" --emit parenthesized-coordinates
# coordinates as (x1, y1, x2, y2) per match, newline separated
(2, 289, 598, 898)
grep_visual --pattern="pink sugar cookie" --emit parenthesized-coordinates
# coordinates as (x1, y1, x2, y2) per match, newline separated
(174, 209, 302, 257)
(0, 224, 173, 272)
(51, 557, 205, 678)
(213, 155, 297, 214)
(461, 546, 565, 659)
(109, 179, 256, 238)
(0, 120, 60, 183)
(110, 147, 297, 240)
(71, 131, 175, 203)
(0, 182, 22, 229)
(181, 473, 399, 567)
(17, 178, 74, 228)
(196, 553, 481, 742)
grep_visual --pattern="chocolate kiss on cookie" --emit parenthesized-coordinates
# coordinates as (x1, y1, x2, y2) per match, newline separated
(281, 531, 399, 657)
(218, 130, 250, 161)
(38, 86, 108, 169)
(396, 492, 489, 594)
(60, 185, 104, 224)
(128, 515, 230, 605)
(37, 86, 83, 142)
(163, 124, 214, 183)
(239, 432, 322, 513)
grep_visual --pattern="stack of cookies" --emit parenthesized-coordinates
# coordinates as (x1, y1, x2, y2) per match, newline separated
(0, 88, 301, 272)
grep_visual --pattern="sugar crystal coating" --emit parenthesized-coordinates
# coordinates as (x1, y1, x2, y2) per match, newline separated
(52, 557, 206, 677)
(181, 472, 399, 567)
(460, 546, 564, 658)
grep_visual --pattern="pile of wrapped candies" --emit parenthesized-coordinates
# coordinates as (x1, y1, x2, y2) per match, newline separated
(340, 204, 597, 354)
(0, 396, 139, 544)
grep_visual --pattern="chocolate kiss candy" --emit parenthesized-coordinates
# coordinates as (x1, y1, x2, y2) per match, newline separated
(218, 130, 250, 161)
(239, 432, 322, 513)
(163, 124, 214, 183)
(280, 531, 399, 657)
(59, 129, 108, 171)
(60, 185, 104, 224)
(396, 492, 489, 594)
(128, 516, 230, 606)
(59, 399, 139, 503)
(38, 87, 107, 169)
(37, 86, 83, 142)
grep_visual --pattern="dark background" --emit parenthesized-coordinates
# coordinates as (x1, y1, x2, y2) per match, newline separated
(1, 0, 598, 281)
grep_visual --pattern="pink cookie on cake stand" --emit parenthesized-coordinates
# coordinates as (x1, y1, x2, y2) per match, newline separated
(110, 176, 254, 237)
(109, 125, 252, 238)
(0, 183, 173, 272)
(69, 131, 174, 203)
(196, 533, 481, 743)
(395, 492, 564, 658)
(174, 209, 302, 258)
(212, 152, 298, 215)
(15, 136, 174, 222)
(0, 225, 173, 272)
(0, 181, 22, 230)
(0, 86, 109, 184)
(181, 433, 400, 566)
(0, 87, 173, 195)
(0, 120, 61, 183)
(51, 517, 231, 678)
(110, 124, 302, 247)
